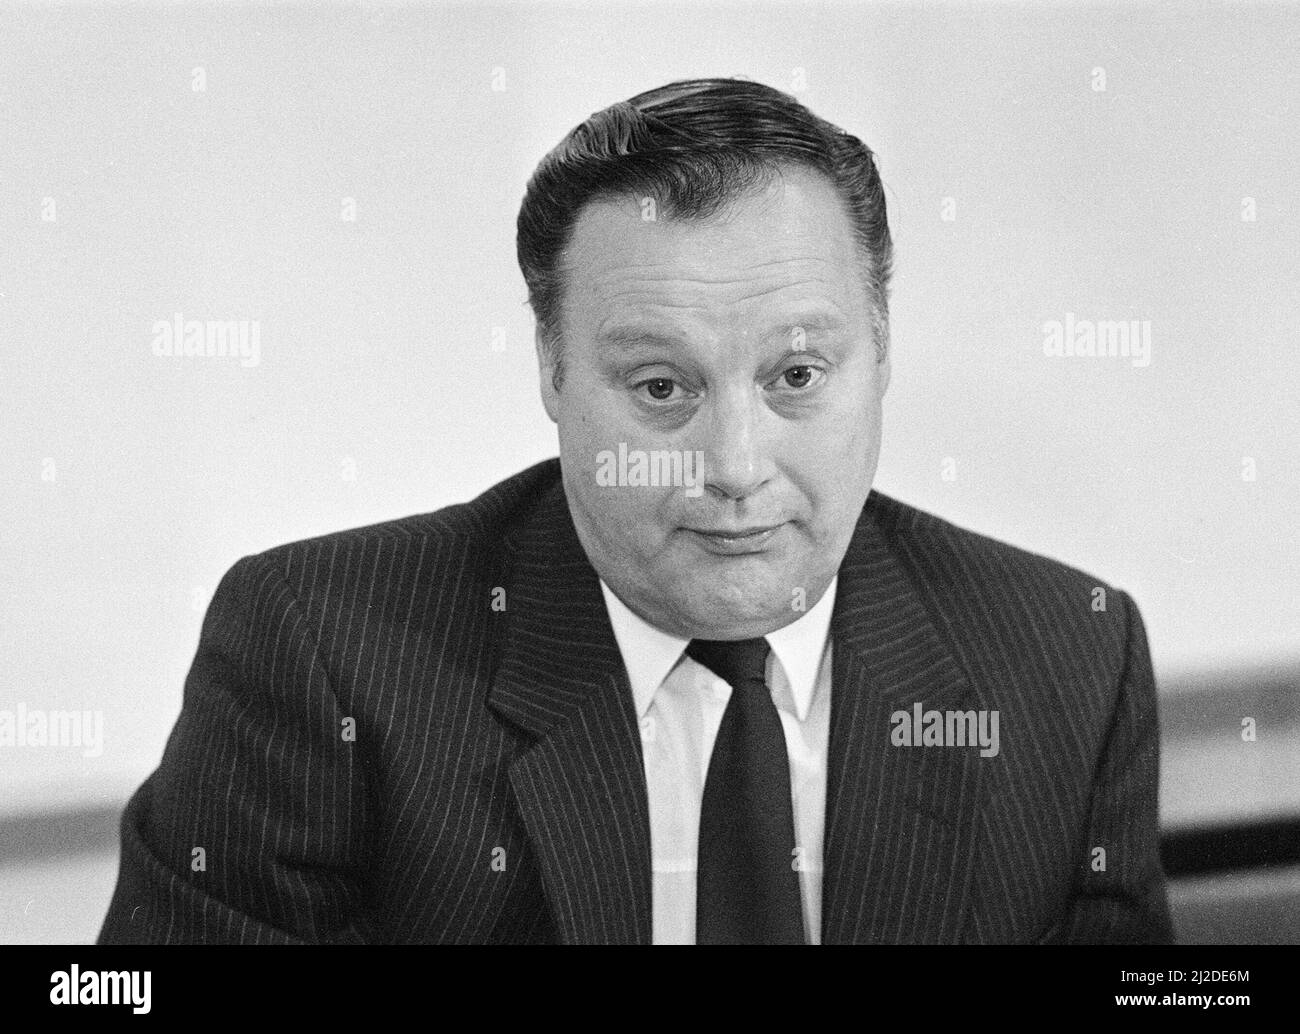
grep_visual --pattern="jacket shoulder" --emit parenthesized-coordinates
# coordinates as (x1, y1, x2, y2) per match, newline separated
(867, 490, 1124, 601)
(208, 459, 561, 644)
(199, 460, 563, 712)
(865, 491, 1140, 682)
(248, 458, 561, 570)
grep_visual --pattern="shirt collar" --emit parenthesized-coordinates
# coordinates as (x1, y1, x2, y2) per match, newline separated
(765, 576, 837, 721)
(598, 576, 838, 723)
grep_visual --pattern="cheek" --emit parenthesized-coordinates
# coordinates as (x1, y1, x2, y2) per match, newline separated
(559, 382, 630, 445)
(785, 411, 879, 531)
(795, 394, 878, 468)
(576, 475, 678, 548)
(834, 396, 883, 473)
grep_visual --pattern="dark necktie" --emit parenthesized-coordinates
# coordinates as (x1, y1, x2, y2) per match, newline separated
(686, 636, 806, 944)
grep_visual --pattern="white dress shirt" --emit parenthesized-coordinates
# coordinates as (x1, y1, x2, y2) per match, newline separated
(598, 577, 837, 945)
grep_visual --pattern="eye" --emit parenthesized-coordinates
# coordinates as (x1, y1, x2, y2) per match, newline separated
(778, 364, 823, 390)
(639, 377, 680, 402)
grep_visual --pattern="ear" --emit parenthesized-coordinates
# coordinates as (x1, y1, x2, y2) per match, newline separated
(536, 327, 560, 424)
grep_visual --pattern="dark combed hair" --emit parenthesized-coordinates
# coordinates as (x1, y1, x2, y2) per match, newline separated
(516, 78, 894, 380)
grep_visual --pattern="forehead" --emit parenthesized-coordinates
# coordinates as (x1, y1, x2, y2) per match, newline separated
(559, 166, 870, 330)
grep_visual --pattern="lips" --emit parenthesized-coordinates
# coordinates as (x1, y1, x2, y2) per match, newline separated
(687, 524, 782, 539)
(683, 522, 785, 554)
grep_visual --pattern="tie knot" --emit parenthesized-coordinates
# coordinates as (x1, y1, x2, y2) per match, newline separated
(686, 637, 771, 689)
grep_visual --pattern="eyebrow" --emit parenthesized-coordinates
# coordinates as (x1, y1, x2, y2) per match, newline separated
(596, 326, 687, 350)
(596, 313, 849, 350)
(771, 314, 849, 339)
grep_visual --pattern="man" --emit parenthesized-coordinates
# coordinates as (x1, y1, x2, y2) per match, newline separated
(99, 78, 1173, 944)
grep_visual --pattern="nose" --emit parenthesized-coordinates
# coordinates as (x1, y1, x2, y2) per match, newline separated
(699, 383, 771, 501)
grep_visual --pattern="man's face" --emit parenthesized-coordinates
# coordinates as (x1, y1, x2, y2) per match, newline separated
(538, 165, 890, 640)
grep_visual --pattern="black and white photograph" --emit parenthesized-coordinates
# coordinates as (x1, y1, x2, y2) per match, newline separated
(1, 0, 1296, 1004)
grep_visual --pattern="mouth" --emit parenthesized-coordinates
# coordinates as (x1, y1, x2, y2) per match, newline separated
(682, 522, 785, 555)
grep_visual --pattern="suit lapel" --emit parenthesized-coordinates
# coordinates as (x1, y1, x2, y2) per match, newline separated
(486, 478, 652, 944)
(821, 495, 999, 943)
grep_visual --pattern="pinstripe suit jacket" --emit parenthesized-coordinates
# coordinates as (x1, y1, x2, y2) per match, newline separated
(99, 458, 1173, 944)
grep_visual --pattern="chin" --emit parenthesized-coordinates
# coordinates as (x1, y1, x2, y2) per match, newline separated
(662, 583, 796, 639)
